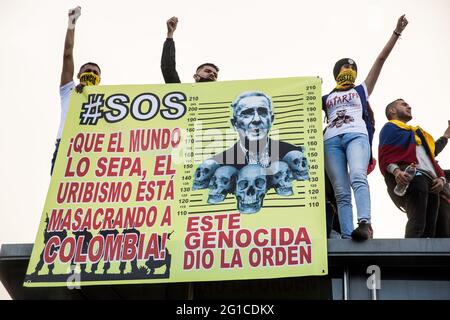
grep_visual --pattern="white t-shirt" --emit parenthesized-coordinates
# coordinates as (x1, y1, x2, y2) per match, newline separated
(416, 145, 438, 179)
(57, 81, 75, 139)
(323, 82, 369, 141)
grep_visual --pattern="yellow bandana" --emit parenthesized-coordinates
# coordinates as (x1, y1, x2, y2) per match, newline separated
(79, 72, 100, 86)
(389, 120, 436, 156)
(335, 68, 356, 90)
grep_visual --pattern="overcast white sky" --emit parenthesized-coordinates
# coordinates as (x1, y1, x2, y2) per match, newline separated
(0, 0, 449, 299)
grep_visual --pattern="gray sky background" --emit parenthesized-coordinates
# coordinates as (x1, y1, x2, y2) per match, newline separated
(0, 0, 449, 299)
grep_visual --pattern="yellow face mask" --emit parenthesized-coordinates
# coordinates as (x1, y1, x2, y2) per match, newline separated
(79, 72, 100, 86)
(335, 68, 356, 90)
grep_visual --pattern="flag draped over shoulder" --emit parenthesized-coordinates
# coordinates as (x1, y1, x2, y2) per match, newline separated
(378, 121, 444, 177)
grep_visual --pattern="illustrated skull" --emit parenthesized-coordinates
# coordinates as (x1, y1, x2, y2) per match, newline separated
(207, 166, 239, 204)
(192, 159, 219, 190)
(235, 164, 267, 214)
(269, 161, 294, 196)
(282, 149, 309, 181)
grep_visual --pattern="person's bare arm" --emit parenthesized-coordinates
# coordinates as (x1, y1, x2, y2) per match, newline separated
(60, 7, 81, 87)
(364, 15, 408, 96)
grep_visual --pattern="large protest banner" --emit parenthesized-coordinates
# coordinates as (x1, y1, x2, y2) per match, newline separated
(24, 77, 327, 287)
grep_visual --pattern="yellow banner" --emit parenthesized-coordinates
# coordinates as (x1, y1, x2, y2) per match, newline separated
(24, 77, 327, 287)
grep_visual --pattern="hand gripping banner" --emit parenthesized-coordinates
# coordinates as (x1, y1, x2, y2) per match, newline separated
(25, 77, 327, 287)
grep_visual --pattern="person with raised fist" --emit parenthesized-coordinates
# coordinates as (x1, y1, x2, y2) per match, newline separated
(52, 6, 102, 175)
(161, 16, 219, 83)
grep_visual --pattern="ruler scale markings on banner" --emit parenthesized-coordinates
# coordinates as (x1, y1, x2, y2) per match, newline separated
(275, 115, 304, 121)
(272, 98, 304, 103)
(265, 197, 297, 200)
(272, 93, 303, 98)
(198, 127, 230, 131)
(274, 108, 304, 116)
(197, 121, 230, 127)
(273, 105, 304, 111)
(198, 101, 232, 105)
(262, 205, 306, 208)
(189, 202, 236, 208)
(197, 115, 230, 121)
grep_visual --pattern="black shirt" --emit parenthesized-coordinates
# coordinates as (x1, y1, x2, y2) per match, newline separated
(161, 38, 181, 83)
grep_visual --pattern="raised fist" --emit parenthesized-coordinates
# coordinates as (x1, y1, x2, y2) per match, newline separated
(395, 14, 408, 34)
(68, 6, 81, 30)
(166, 16, 178, 37)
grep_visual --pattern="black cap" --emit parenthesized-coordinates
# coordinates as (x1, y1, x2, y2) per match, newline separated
(333, 58, 357, 80)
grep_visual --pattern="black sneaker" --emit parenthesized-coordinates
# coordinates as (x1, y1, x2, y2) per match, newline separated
(351, 221, 373, 241)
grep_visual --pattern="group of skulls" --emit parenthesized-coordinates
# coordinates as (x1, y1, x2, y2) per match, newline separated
(192, 150, 309, 214)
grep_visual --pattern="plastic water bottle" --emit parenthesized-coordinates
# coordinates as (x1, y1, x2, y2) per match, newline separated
(394, 164, 416, 196)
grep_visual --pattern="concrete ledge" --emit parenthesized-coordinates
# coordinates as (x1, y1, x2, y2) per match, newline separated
(328, 238, 450, 256)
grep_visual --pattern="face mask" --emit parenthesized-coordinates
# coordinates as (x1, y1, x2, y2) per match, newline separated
(195, 73, 216, 82)
(335, 68, 356, 90)
(79, 72, 100, 86)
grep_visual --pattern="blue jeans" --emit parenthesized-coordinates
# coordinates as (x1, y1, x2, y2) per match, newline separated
(324, 133, 371, 239)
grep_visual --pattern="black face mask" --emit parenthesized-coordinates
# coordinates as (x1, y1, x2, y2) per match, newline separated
(196, 75, 215, 82)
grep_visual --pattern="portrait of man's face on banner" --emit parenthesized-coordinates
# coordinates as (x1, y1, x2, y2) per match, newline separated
(192, 91, 309, 214)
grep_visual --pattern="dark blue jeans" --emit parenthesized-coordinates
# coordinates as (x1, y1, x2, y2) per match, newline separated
(385, 173, 440, 238)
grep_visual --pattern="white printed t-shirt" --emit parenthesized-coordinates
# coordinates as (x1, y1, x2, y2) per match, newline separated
(57, 81, 75, 140)
(323, 82, 369, 141)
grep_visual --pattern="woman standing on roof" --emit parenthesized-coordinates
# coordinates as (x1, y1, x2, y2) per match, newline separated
(322, 15, 409, 240)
